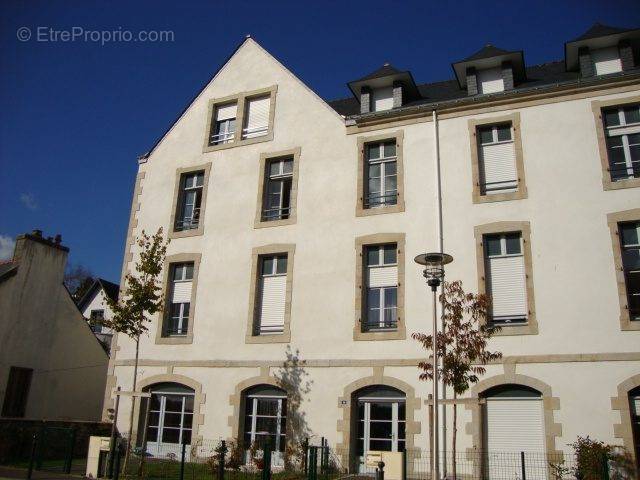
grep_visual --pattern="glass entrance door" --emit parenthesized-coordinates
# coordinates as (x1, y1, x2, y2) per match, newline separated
(145, 388, 194, 459)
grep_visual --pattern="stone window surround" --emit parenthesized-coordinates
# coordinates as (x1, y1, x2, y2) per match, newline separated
(464, 373, 562, 478)
(335, 370, 421, 475)
(132, 373, 205, 447)
(155, 253, 202, 345)
(606, 208, 640, 331)
(202, 85, 278, 153)
(468, 112, 528, 204)
(245, 244, 295, 344)
(356, 131, 406, 217)
(591, 95, 640, 191)
(354, 233, 406, 341)
(474, 221, 538, 336)
(611, 373, 640, 468)
(591, 95, 640, 190)
(168, 163, 212, 240)
(254, 147, 301, 229)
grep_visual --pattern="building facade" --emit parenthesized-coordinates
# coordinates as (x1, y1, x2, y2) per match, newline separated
(0, 231, 109, 421)
(105, 24, 640, 477)
(77, 278, 119, 352)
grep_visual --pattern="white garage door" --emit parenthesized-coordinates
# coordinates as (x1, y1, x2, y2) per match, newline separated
(485, 398, 547, 480)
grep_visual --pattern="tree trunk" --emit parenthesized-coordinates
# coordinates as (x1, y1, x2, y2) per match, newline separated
(452, 392, 457, 480)
(122, 335, 140, 473)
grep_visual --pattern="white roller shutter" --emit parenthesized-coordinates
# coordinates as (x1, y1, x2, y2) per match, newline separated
(480, 142, 518, 193)
(486, 398, 547, 479)
(215, 103, 237, 121)
(372, 86, 394, 112)
(487, 256, 527, 320)
(478, 67, 505, 94)
(259, 275, 286, 333)
(368, 266, 398, 288)
(172, 281, 192, 303)
(243, 96, 270, 138)
(592, 47, 622, 75)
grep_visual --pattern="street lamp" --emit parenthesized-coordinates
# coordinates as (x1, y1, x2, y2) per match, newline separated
(414, 252, 453, 480)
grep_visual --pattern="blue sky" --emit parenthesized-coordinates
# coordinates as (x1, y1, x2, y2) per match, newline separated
(1, 0, 639, 283)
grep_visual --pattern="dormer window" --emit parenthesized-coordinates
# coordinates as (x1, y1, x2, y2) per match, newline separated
(347, 64, 418, 115)
(591, 46, 622, 75)
(477, 67, 505, 94)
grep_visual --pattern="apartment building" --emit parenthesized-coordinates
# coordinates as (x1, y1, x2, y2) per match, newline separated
(105, 23, 640, 477)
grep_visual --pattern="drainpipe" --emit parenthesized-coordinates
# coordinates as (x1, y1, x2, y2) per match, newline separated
(433, 109, 447, 479)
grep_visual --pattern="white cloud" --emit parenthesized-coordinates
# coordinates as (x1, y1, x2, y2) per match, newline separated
(20, 192, 37, 210)
(0, 235, 15, 261)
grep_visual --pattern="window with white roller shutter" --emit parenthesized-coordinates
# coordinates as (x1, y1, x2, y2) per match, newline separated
(592, 46, 623, 76)
(477, 67, 505, 94)
(242, 95, 271, 139)
(364, 244, 398, 331)
(484, 233, 528, 325)
(166, 263, 193, 336)
(372, 86, 394, 112)
(256, 255, 288, 335)
(211, 102, 237, 145)
(483, 385, 546, 480)
(478, 124, 518, 194)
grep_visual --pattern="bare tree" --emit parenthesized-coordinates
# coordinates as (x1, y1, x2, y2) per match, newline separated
(64, 263, 94, 300)
(103, 228, 168, 469)
(412, 281, 502, 479)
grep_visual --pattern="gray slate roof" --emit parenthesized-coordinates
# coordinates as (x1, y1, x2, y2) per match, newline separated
(570, 23, 632, 42)
(460, 44, 514, 62)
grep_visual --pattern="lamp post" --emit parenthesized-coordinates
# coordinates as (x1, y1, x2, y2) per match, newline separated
(414, 252, 453, 480)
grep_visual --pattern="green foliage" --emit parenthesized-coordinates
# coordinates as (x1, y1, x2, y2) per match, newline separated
(104, 228, 169, 339)
(571, 436, 612, 480)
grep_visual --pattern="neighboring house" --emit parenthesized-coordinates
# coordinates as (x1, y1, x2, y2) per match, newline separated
(77, 278, 119, 352)
(105, 23, 640, 476)
(0, 231, 109, 421)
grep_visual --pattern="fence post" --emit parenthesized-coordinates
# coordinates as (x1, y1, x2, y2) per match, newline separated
(307, 447, 317, 480)
(261, 438, 272, 480)
(113, 441, 122, 480)
(35, 423, 45, 470)
(520, 451, 526, 480)
(64, 428, 76, 474)
(303, 438, 309, 476)
(108, 389, 121, 479)
(376, 461, 385, 480)
(602, 453, 610, 480)
(180, 440, 187, 480)
(217, 440, 227, 480)
(26, 433, 38, 480)
(402, 449, 407, 480)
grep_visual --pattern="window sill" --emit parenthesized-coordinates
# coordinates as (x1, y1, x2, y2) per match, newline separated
(602, 176, 640, 191)
(169, 226, 204, 239)
(353, 325, 406, 341)
(492, 323, 538, 336)
(156, 334, 194, 345)
(620, 315, 640, 331)
(254, 216, 297, 229)
(356, 200, 405, 217)
(245, 332, 291, 344)
(202, 131, 274, 153)
(472, 188, 528, 204)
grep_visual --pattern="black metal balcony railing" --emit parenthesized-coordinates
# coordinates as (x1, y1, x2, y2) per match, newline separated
(164, 327, 188, 336)
(364, 192, 398, 208)
(261, 206, 291, 222)
(175, 208, 201, 231)
(489, 315, 528, 326)
(362, 319, 398, 332)
(610, 162, 640, 180)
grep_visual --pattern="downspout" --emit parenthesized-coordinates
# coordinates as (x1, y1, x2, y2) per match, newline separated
(433, 109, 447, 478)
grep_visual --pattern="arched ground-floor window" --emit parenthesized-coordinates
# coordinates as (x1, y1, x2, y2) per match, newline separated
(242, 384, 287, 467)
(630, 386, 640, 473)
(141, 382, 195, 457)
(352, 385, 406, 473)
(482, 384, 546, 479)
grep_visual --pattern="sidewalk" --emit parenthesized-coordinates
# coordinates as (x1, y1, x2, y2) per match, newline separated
(0, 466, 86, 480)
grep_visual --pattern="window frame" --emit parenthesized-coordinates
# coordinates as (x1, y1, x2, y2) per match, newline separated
(245, 244, 295, 344)
(468, 113, 527, 204)
(592, 96, 640, 191)
(474, 222, 538, 336)
(254, 148, 301, 229)
(169, 163, 212, 240)
(203, 86, 278, 153)
(356, 131, 405, 217)
(607, 208, 640, 331)
(354, 233, 406, 341)
(156, 253, 202, 345)
(364, 245, 399, 332)
(1, 366, 33, 418)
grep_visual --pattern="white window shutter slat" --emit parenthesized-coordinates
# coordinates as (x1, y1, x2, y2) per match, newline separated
(480, 142, 518, 193)
(259, 275, 286, 333)
(368, 266, 398, 288)
(216, 103, 237, 121)
(485, 399, 547, 479)
(487, 256, 527, 319)
(592, 47, 622, 75)
(244, 96, 271, 138)
(172, 281, 192, 303)
(477, 67, 505, 94)
(372, 86, 394, 112)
